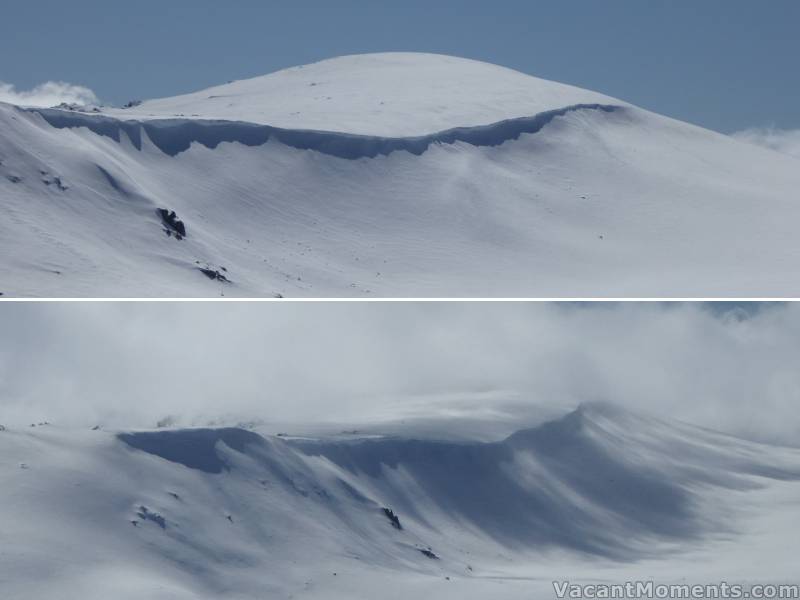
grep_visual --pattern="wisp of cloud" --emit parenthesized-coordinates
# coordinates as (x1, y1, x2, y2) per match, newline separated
(0, 80, 98, 107)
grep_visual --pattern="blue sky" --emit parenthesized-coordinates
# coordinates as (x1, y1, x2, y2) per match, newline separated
(1, 0, 797, 133)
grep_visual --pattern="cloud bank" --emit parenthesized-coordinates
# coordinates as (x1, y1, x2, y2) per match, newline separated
(0, 80, 98, 107)
(0, 302, 797, 445)
(732, 127, 800, 159)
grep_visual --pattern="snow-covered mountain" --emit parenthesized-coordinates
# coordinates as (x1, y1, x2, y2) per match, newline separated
(2, 404, 799, 599)
(2, 53, 800, 297)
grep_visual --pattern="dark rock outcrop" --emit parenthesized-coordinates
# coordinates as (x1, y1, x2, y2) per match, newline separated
(199, 267, 230, 283)
(157, 208, 186, 239)
(382, 507, 402, 530)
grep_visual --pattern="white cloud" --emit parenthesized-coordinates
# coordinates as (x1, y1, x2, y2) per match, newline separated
(0, 80, 98, 107)
(732, 126, 800, 159)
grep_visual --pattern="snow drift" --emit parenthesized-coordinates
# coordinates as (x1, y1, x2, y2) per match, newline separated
(2, 404, 800, 599)
(2, 53, 800, 297)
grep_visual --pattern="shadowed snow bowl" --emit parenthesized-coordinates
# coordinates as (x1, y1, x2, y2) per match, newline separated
(118, 428, 266, 473)
(115, 405, 800, 559)
(4, 404, 800, 599)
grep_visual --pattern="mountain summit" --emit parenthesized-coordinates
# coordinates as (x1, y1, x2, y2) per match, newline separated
(107, 53, 622, 136)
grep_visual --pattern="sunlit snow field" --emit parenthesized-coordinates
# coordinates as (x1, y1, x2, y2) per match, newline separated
(2, 54, 800, 297)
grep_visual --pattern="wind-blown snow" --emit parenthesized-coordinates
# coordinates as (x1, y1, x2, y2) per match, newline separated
(732, 127, 800, 159)
(2, 404, 799, 599)
(2, 53, 800, 297)
(0, 80, 98, 108)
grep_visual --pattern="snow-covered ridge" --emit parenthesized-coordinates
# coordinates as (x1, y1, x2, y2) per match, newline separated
(28, 102, 620, 159)
(23, 53, 626, 159)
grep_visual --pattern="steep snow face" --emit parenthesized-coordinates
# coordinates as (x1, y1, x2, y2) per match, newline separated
(105, 53, 623, 136)
(3, 53, 800, 297)
(2, 406, 800, 599)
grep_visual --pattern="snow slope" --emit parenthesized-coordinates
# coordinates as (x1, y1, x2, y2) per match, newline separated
(2, 53, 800, 297)
(2, 404, 799, 599)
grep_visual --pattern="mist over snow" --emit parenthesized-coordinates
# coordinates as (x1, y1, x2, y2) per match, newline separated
(4, 301, 800, 599)
(0, 301, 798, 444)
(732, 126, 800, 159)
(0, 80, 98, 107)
